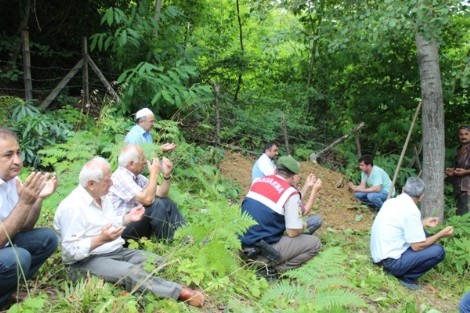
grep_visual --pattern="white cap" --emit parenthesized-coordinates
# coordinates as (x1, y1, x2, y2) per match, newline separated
(135, 108, 153, 120)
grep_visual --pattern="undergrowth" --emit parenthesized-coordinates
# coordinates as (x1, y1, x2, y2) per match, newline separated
(7, 105, 468, 313)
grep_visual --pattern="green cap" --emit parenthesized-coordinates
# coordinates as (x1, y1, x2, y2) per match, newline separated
(277, 156, 300, 174)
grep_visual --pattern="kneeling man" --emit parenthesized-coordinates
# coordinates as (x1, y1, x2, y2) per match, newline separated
(240, 156, 323, 273)
(370, 177, 454, 290)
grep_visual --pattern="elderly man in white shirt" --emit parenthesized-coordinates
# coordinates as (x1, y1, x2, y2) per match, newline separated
(370, 177, 454, 290)
(54, 157, 204, 307)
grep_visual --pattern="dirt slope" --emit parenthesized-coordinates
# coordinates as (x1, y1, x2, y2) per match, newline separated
(219, 151, 376, 231)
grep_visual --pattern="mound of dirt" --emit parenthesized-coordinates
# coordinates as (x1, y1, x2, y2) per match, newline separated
(219, 150, 376, 231)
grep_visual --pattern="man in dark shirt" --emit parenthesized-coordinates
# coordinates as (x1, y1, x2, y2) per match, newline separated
(445, 125, 470, 216)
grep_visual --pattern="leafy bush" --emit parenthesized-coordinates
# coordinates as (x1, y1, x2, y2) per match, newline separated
(1, 97, 88, 166)
(439, 214, 470, 275)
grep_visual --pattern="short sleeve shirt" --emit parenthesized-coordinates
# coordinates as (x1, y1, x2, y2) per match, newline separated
(370, 193, 425, 262)
(361, 165, 392, 194)
(108, 167, 149, 216)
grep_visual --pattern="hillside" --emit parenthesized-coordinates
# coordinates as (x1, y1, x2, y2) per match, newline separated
(219, 150, 376, 232)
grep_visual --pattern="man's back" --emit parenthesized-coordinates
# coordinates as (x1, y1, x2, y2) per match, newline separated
(370, 194, 424, 262)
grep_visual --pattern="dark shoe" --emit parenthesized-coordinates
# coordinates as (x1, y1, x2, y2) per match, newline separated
(256, 267, 279, 282)
(178, 287, 205, 307)
(398, 279, 421, 290)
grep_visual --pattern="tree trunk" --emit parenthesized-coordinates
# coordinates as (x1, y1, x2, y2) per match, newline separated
(415, 33, 445, 220)
(233, 0, 244, 102)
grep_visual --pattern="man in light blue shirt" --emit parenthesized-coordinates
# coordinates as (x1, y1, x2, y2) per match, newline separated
(125, 108, 176, 153)
(252, 142, 279, 181)
(348, 154, 392, 210)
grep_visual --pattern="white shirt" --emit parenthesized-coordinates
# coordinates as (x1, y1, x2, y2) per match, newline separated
(0, 177, 20, 221)
(54, 185, 125, 264)
(252, 153, 276, 181)
(370, 193, 426, 262)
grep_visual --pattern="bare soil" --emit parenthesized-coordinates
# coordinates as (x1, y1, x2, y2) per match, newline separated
(219, 150, 376, 231)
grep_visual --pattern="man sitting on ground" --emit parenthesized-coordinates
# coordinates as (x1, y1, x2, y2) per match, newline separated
(241, 156, 323, 274)
(0, 128, 58, 308)
(370, 177, 454, 290)
(54, 157, 204, 307)
(348, 154, 393, 210)
(107, 144, 185, 243)
(252, 142, 279, 181)
(125, 107, 176, 153)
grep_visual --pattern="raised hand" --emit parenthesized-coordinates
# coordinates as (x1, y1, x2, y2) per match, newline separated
(161, 157, 174, 176)
(38, 173, 58, 199)
(100, 223, 124, 242)
(305, 174, 317, 187)
(423, 217, 439, 228)
(148, 157, 161, 177)
(161, 143, 176, 153)
(312, 178, 322, 192)
(127, 205, 145, 223)
(18, 172, 47, 206)
(438, 226, 454, 238)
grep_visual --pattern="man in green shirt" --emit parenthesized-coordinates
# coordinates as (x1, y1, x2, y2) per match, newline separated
(348, 154, 392, 211)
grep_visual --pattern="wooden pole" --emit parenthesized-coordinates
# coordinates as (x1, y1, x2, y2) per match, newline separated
(214, 84, 221, 145)
(40, 59, 84, 109)
(387, 101, 422, 199)
(310, 122, 365, 163)
(281, 111, 291, 156)
(85, 54, 120, 103)
(22, 31, 33, 101)
(82, 37, 90, 108)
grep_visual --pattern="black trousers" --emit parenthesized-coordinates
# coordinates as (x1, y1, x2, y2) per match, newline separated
(122, 197, 185, 243)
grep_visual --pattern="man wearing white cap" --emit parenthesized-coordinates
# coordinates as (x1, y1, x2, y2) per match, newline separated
(125, 108, 176, 153)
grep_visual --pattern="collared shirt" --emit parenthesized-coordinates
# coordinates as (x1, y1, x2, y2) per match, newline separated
(108, 167, 148, 216)
(370, 193, 425, 263)
(0, 177, 19, 222)
(251, 153, 276, 181)
(454, 144, 470, 194)
(0, 177, 20, 248)
(125, 124, 152, 144)
(54, 185, 125, 264)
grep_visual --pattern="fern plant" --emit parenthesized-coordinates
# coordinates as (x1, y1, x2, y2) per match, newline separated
(260, 247, 367, 312)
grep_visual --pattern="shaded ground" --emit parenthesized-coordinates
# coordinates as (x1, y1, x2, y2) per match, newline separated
(219, 150, 375, 231)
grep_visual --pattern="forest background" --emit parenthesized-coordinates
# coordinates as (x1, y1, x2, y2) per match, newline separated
(0, 0, 469, 312)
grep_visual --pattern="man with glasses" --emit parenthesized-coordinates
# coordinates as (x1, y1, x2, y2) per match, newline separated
(108, 145, 185, 243)
(445, 125, 470, 216)
(125, 108, 176, 153)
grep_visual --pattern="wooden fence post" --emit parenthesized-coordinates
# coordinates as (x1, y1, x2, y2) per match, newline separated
(82, 37, 90, 108)
(22, 31, 33, 101)
(281, 111, 291, 156)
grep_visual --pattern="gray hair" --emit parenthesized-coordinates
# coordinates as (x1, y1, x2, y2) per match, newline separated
(118, 145, 140, 167)
(79, 157, 110, 187)
(403, 177, 425, 197)
(0, 127, 17, 140)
